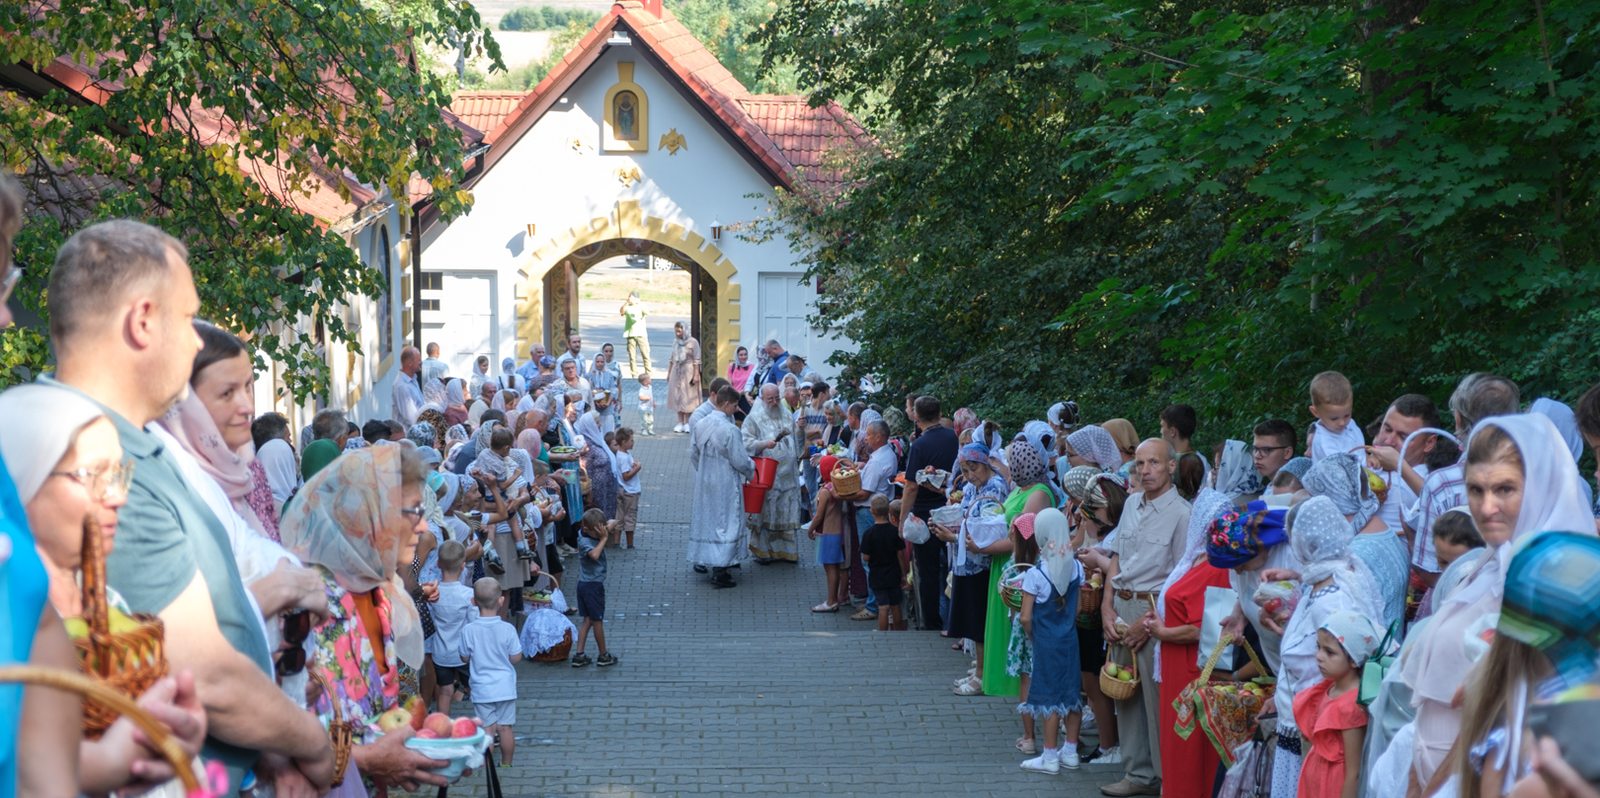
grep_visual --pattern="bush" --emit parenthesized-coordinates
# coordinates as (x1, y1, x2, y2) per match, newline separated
(499, 6, 600, 31)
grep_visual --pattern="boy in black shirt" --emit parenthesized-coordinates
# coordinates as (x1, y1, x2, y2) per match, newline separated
(860, 495, 909, 631)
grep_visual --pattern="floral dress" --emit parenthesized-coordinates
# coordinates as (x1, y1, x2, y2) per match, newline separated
(308, 567, 404, 742)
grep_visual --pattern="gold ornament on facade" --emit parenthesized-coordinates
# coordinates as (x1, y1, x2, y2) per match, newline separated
(615, 166, 643, 187)
(658, 128, 687, 155)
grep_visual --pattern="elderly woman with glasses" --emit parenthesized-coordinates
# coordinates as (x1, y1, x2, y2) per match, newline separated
(0, 383, 208, 796)
(281, 445, 452, 793)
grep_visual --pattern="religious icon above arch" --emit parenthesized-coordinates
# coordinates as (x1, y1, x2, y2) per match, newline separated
(602, 61, 649, 153)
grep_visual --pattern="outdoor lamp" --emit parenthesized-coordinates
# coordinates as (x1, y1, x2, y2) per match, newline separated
(711, 219, 722, 241)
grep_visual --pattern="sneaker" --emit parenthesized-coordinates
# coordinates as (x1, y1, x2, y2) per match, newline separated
(1089, 746, 1122, 766)
(1058, 748, 1081, 770)
(516, 547, 535, 560)
(849, 609, 875, 621)
(486, 557, 506, 576)
(570, 653, 592, 667)
(1021, 752, 1060, 775)
(596, 652, 618, 667)
(1082, 707, 1097, 733)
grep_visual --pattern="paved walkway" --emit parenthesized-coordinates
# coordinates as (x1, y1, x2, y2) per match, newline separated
(453, 429, 1115, 797)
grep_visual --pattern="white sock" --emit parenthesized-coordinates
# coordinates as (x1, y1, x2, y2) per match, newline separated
(1043, 747, 1058, 757)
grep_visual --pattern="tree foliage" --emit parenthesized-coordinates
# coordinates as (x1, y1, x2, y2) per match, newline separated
(0, 0, 500, 399)
(499, 6, 602, 31)
(755, 0, 1600, 445)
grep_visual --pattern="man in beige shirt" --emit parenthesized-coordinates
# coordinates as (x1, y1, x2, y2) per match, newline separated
(1098, 438, 1191, 797)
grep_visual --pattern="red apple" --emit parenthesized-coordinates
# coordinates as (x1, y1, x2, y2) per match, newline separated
(423, 712, 454, 738)
(416, 729, 440, 739)
(452, 717, 479, 738)
(405, 696, 426, 731)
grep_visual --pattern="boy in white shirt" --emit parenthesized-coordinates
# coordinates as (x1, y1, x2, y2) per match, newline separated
(1308, 370, 1365, 460)
(462, 578, 524, 766)
(614, 427, 643, 549)
(636, 371, 656, 435)
(427, 541, 475, 714)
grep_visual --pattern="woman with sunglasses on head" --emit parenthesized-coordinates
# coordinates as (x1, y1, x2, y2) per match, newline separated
(0, 383, 208, 796)
(281, 444, 451, 793)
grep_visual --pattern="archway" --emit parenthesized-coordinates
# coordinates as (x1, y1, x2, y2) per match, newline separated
(518, 200, 740, 385)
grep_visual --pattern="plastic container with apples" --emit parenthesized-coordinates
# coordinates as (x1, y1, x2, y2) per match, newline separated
(373, 708, 488, 783)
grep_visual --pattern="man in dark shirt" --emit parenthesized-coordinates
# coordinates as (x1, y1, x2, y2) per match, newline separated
(899, 395, 958, 630)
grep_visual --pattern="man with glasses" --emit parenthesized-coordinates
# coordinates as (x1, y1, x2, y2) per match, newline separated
(43, 220, 338, 794)
(1249, 419, 1297, 484)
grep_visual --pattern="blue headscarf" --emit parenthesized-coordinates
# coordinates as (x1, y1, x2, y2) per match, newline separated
(1205, 499, 1288, 568)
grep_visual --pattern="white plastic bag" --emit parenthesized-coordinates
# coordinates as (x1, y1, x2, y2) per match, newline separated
(901, 516, 931, 545)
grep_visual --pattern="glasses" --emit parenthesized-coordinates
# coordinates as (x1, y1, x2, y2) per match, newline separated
(0, 265, 19, 305)
(1076, 506, 1106, 532)
(276, 610, 312, 678)
(1250, 445, 1290, 459)
(49, 458, 134, 502)
(399, 503, 427, 521)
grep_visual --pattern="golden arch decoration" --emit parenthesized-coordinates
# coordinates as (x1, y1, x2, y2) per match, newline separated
(518, 200, 740, 384)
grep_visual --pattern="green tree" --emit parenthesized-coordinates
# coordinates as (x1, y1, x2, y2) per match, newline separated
(755, 0, 1600, 442)
(500, 6, 602, 32)
(0, 0, 501, 399)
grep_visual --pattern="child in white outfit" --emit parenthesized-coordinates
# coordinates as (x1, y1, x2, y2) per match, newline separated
(636, 372, 656, 435)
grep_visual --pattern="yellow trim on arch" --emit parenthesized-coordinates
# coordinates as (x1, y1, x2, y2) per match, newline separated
(516, 199, 740, 375)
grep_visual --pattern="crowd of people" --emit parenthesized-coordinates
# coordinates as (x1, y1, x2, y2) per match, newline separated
(3, 158, 1600, 798)
(684, 345, 1600, 798)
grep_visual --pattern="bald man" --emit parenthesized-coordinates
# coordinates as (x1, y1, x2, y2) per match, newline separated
(1098, 438, 1191, 797)
(392, 345, 425, 427)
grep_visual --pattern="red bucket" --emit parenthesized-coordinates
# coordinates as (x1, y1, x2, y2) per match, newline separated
(742, 482, 769, 513)
(751, 456, 778, 488)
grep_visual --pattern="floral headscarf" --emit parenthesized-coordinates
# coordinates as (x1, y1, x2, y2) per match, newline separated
(1007, 441, 1047, 489)
(1214, 439, 1264, 498)
(1319, 609, 1384, 667)
(1206, 499, 1288, 568)
(1067, 425, 1122, 472)
(1033, 507, 1077, 593)
(279, 446, 425, 668)
(956, 441, 991, 466)
(406, 422, 437, 451)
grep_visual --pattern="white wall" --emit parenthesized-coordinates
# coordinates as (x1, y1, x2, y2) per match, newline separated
(421, 44, 851, 380)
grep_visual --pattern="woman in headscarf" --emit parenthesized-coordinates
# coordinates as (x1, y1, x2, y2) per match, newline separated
(1099, 418, 1140, 475)
(933, 442, 1009, 696)
(952, 407, 978, 438)
(256, 424, 301, 512)
(1146, 488, 1235, 798)
(587, 353, 619, 432)
(1304, 452, 1408, 630)
(1064, 425, 1123, 473)
(159, 321, 282, 541)
(0, 384, 208, 796)
(1402, 413, 1594, 797)
(978, 442, 1054, 698)
(442, 423, 470, 472)
(1205, 498, 1296, 688)
(302, 438, 342, 481)
(282, 445, 450, 793)
(444, 378, 469, 427)
(726, 345, 756, 392)
(1211, 439, 1264, 501)
(416, 408, 448, 452)
(1267, 495, 1387, 798)
(577, 390, 620, 520)
(667, 321, 701, 432)
(1067, 469, 1128, 764)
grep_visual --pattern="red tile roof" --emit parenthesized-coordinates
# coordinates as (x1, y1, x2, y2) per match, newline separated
(448, 91, 528, 140)
(455, 1, 870, 197)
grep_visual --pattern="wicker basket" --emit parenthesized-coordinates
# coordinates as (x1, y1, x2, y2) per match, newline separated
(307, 669, 356, 788)
(1078, 577, 1103, 617)
(998, 561, 1033, 612)
(533, 629, 574, 663)
(830, 463, 861, 496)
(525, 573, 561, 609)
(0, 665, 202, 793)
(1099, 643, 1140, 700)
(73, 516, 168, 738)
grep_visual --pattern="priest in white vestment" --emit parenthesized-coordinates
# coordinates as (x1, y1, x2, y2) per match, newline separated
(688, 387, 774, 587)
(743, 384, 801, 563)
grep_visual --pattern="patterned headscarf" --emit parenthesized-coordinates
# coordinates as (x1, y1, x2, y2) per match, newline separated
(1499, 531, 1600, 685)
(1206, 499, 1288, 568)
(406, 422, 437, 451)
(1019, 420, 1055, 465)
(1033, 507, 1077, 594)
(1013, 512, 1037, 541)
(1007, 440, 1047, 489)
(1156, 488, 1234, 681)
(952, 407, 978, 436)
(956, 441, 991, 466)
(1287, 495, 1384, 617)
(1062, 465, 1103, 503)
(1279, 456, 1313, 482)
(1214, 439, 1264, 498)
(1067, 425, 1122, 472)
(279, 446, 425, 668)
(1319, 609, 1385, 668)
(1302, 453, 1379, 533)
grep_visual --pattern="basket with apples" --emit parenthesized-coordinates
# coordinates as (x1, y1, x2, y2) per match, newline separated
(1172, 634, 1277, 767)
(70, 516, 168, 738)
(377, 709, 488, 783)
(1099, 646, 1140, 700)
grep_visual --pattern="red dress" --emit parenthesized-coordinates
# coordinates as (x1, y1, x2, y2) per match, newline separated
(1292, 678, 1367, 798)
(1158, 562, 1234, 798)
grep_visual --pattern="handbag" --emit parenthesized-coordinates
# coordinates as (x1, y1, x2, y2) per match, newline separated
(1359, 619, 1402, 707)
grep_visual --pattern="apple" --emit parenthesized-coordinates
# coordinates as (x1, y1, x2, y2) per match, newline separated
(452, 718, 479, 738)
(1117, 672, 1134, 682)
(416, 729, 440, 739)
(376, 708, 411, 733)
(405, 696, 426, 731)
(423, 712, 454, 738)
(64, 617, 89, 640)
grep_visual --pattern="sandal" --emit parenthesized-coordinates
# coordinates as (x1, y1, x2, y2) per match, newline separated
(811, 602, 840, 613)
(952, 676, 983, 696)
(1016, 737, 1037, 755)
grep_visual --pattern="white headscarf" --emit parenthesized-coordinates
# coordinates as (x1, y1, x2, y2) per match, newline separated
(1530, 398, 1584, 463)
(257, 438, 301, 507)
(1447, 413, 1595, 611)
(1153, 488, 1232, 681)
(1032, 507, 1077, 595)
(1288, 495, 1385, 617)
(0, 384, 106, 502)
(1214, 439, 1264, 498)
(1302, 452, 1380, 533)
